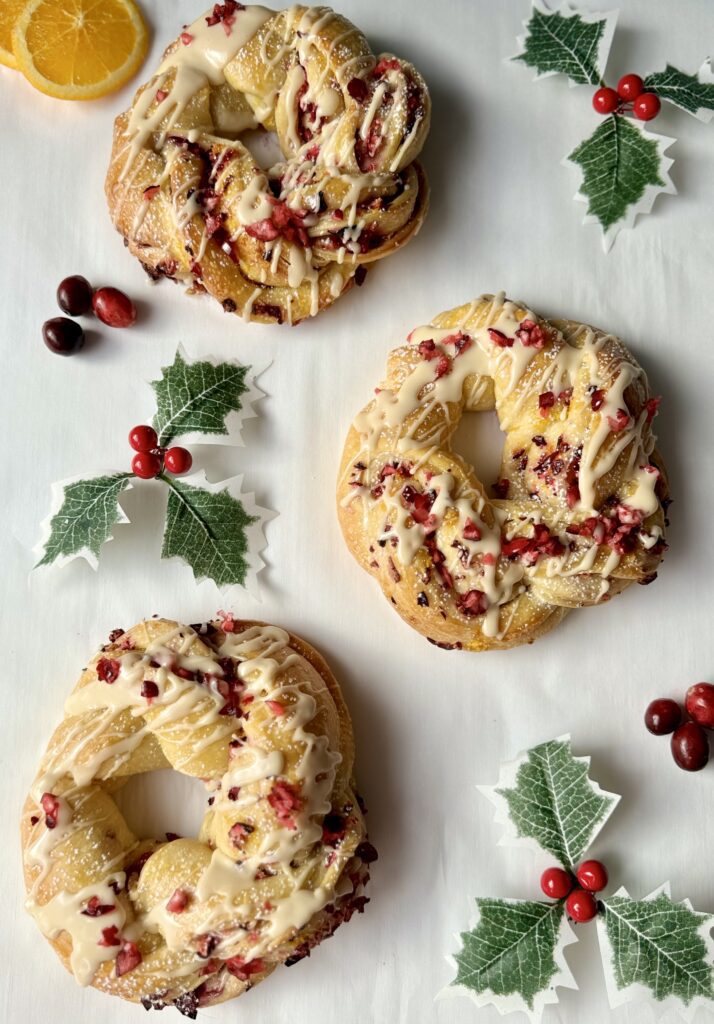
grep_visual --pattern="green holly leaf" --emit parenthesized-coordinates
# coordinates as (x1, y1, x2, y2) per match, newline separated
(513, 1, 618, 86)
(598, 888, 714, 1012)
(644, 60, 714, 122)
(161, 472, 270, 589)
(567, 115, 676, 250)
(35, 474, 132, 570)
(448, 898, 577, 1020)
(482, 736, 619, 870)
(151, 348, 256, 447)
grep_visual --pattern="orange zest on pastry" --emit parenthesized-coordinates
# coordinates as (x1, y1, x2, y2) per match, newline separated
(11, 0, 149, 101)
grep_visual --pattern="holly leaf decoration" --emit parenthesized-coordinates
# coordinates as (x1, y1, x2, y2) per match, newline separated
(481, 736, 619, 870)
(644, 60, 714, 122)
(598, 887, 714, 1014)
(151, 348, 258, 447)
(446, 898, 577, 1021)
(161, 472, 271, 590)
(35, 474, 132, 570)
(567, 115, 676, 250)
(513, 1, 617, 86)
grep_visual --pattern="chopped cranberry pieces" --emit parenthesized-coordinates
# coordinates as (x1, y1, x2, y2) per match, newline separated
(590, 388, 605, 411)
(141, 680, 159, 701)
(538, 391, 556, 417)
(608, 409, 630, 432)
(488, 328, 513, 348)
(246, 218, 280, 242)
(227, 786, 240, 800)
(156, 89, 168, 103)
(347, 77, 368, 102)
(645, 395, 661, 423)
(166, 888, 190, 913)
(418, 338, 438, 360)
(225, 956, 265, 981)
(205, 1, 244, 33)
(97, 657, 121, 683)
(81, 896, 115, 917)
(266, 699, 285, 716)
(463, 518, 481, 541)
(532, 434, 547, 447)
(98, 925, 121, 947)
(516, 319, 547, 348)
(195, 934, 219, 958)
(143, 185, 161, 201)
(456, 589, 489, 616)
(115, 939, 142, 977)
(41, 792, 60, 829)
(322, 812, 347, 846)
(181, 32, 195, 44)
(229, 821, 254, 845)
(267, 780, 304, 829)
(217, 609, 236, 633)
(434, 354, 452, 378)
(374, 57, 401, 76)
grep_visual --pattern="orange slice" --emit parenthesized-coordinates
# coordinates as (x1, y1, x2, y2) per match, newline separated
(12, 0, 149, 100)
(0, 0, 27, 69)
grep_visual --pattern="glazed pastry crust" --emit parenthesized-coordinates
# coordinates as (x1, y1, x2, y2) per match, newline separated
(105, 4, 430, 325)
(22, 619, 374, 1012)
(337, 294, 669, 651)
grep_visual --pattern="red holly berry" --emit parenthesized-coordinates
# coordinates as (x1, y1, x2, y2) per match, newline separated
(671, 721, 710, 772)
(164, 447, 193, 475)
(616, 73, 644, 101)
(685, 683, 714, 730)
(129, 424, 158, 453)
(644, 697, 682, 735)
(92, 287, 137, 328)
(565, 888, 598, 923)
(633, 92, 661, 121)
(540, 867, 572, 900)
(592, 86, 619, 114)
(132, 452, 162, 479)
(576, 860, 608, 893)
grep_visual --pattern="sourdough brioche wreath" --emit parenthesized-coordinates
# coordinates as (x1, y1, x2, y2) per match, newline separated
(105, 3, 430, 325)
(337, 293, 669, 651)
(22, 617, 374, 1015)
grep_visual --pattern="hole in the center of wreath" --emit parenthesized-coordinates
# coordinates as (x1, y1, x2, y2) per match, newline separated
(450, 410, 508, 493)
(241, 127, 284, 169)
(114, 769, 209, 842)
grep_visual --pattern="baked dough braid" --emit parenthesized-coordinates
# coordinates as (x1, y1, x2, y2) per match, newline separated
(105, 4, 430, 325)
(337, 294, 669, 651)
(22, 618, 375, 1014)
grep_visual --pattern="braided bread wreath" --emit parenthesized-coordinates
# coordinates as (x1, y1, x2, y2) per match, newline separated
(21, 618, 375, 1015)
(105, 4, 430, 325)
(337, 293, 670, 651)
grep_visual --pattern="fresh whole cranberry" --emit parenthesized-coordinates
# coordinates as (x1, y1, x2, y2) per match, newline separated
(57, 275, 93, 316)
(633, 92, 661, 121)
(565, 888, 598, 923)
(164, 447, 193, 475)
(671, 722, 709, 772)
(540, 867, 572, 900)
(92, 287, 137, 328)
(576, 860, 608, 893)
(129, 425, 158, 453)
(685, 682, 714, 730)
(132, 452, 162, 479)
(644, 698, 682, 735)
(616, 73, 644, 101)
(592, 86, 619, 114)
(43, 317, 85, 356)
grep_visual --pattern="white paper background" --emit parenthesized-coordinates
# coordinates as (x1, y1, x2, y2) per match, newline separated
(1, 1, 714, 1022)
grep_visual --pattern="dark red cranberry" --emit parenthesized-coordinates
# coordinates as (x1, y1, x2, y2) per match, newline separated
(132, 453, 162, 479)
(57, 275, 93, 316)
(685, 682, 714, 730)
(644, 698, 682, 735)
(671, 722, 709, 772)
(565, 888, 598, 923)
(115, 940, 142, 976)
(129, 425, 158, 453)
(164, 447, 193, 475)
(576, 860, 608, 892)
(540, 866, 572, 900)
(92, 287, 137, 328)
(166, 888, 190, 913)
(43, 317, 85, 356)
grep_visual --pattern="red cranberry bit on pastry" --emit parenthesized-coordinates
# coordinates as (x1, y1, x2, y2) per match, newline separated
(225, 956, 265, 981)
(515, 319, 547, 348)
(97, 657, 121, 683)
(43, 317, 85, 356)
(617, 74, 644, 101)
(590, 388, 605, 411)
(540, 867, 572, 900)
(141, 680, 159, 702)
(40, 792, 61, 829)
(166, 888, 190, 913)
(155, 89, 168, 103)
(98, 925, 122, 947)
(164, 446, 193, 475)
(685, 683, 714, 730)
(132, 452, 162, 479)
(180, 31, 194, 45)
(633, 92, 661, 121)
(143, 185, 161, 201)
(92, 287, 137, 328)
(456, 589, 489, 617)
(266, 699, 285, 716)
(463, 518, 481, 541)
(347, 77, 368, 102)
(607, 409, 630, 432)
(566, 888, 598, 923)
(128, 424, 158, 453)
(434, 354, 452, 378)
(373, 57, 400, 76)
(487, 328, 513, 348)
(229, 821, 254, 845)
(322, 812, 347, 846)
(81, 895, 115, 916)
(205, 1, 243, 33)
(592, 86, 619, 114)
(671, 722, 709, 771)
(645, 395, 661, 422)
(538, 391, 556, 417)
(418, 338, 438, 360)
(115, 940, 142, 977)
(57, 275, 93, 316)
(576, 860, 608, 892)
(267, 780, 304, 829)
(644, 697, 682, 735)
